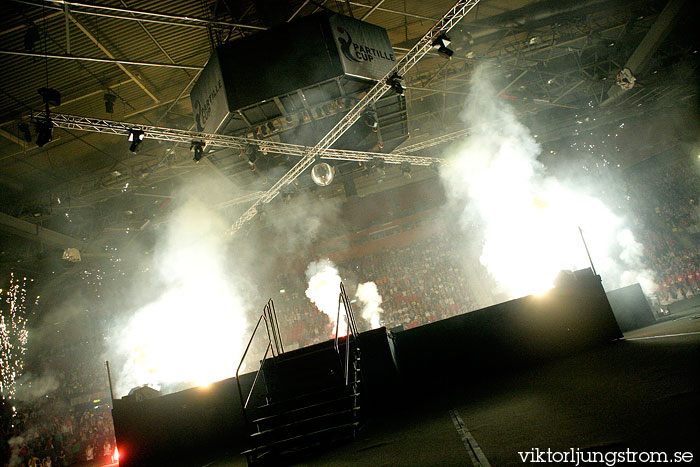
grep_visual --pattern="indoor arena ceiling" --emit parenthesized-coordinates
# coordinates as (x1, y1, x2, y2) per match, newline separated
(0, 0, 698, 271)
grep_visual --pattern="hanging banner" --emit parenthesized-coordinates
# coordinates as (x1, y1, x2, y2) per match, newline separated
(190, 51, 228, 134)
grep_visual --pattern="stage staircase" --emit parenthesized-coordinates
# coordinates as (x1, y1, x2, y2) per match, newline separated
(237, 284, 362, 465)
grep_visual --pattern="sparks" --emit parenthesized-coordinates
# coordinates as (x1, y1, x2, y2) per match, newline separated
(0, 273, 35, 400)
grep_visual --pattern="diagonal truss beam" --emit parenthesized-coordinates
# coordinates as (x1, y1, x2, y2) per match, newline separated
(229, 0, 481, 234)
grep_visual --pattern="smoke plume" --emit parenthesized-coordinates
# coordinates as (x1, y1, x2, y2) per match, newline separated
(12, 372, 59, 401)
(112, 197, 250, 396)
(355, 282, 383, 330)
(304, 259, 344, 335)
(440, 65, 656, 298)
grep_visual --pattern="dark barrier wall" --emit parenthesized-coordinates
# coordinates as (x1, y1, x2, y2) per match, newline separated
(606, 283, 656, 332)
(112, 373, 250, 467)
(392, 270, 622, 392)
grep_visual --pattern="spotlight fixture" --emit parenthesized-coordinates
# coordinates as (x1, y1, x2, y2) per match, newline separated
(266, 121, 275, 134)
(430, 161, 441, 173)
(242, 144, 259, 167)
(34, 117, 53, 147)
(387, 73, 406, 95)
(400, 161, 412, 179)
(190, 141, 205, 162)
(363, 110, 378, 131)
(18, 122, 31, 142)
(372, 156, 386, 175)
(128, 129, 144, 153)
(104, 93, 116, 113)
(38, 87, 61, 107)
(432, 33, 454, 59)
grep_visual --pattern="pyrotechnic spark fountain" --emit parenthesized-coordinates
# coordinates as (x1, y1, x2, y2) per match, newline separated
(0, 273, 34, 402)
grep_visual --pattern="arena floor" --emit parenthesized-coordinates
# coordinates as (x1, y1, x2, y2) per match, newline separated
(207, 307, 700, 466)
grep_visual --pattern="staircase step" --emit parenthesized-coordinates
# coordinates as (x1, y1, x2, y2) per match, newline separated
(250, 407, 360, 442)
(252, 391, 360, 429)
(254, 382, 360, 418)
(242, 422, 360, 458)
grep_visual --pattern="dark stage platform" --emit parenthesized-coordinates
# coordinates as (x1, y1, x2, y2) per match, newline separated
(111, 275, 699, 466)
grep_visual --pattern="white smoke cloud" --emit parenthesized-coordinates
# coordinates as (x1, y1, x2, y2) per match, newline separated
(305, 259, 345, 336)
(355, 282, 383, 330)
(112, 199, 249, 396)
(8, 436, 24, 467)
(441, 65, 657, 298)
(12, 372, 59, 401)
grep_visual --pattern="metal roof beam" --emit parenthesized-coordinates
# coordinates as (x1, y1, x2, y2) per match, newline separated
(68, 13, 160, 102)
(0, 49, 204, 71)
(348, 2, 438, 22)
(9, 0, 266, 31)
(0, 212, 85, 250)
(602, 0, 686, 106)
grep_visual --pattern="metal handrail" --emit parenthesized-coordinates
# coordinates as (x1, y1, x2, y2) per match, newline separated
(236, 299, 283, 428)
(265, 299, 284, 356)
(335, 283, 360, 385)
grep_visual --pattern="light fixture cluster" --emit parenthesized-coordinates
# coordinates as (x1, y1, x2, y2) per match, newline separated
(432, 33, 454, 59)
(190, 141, 205, 162)
(127, 129, 144, 153)
(34, 87, 61, 147)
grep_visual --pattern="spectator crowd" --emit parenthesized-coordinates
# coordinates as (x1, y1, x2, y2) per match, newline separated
(2, 330, 116, 467)
(624, 156, 700, 304)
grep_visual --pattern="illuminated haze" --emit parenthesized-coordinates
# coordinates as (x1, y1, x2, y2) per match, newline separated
(112, 199, 249, 396)
(440, 65, 656, 298)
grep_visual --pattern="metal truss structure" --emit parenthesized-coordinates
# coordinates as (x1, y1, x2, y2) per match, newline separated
(41, 112, 445, 166)
(228, 0, 481, 234)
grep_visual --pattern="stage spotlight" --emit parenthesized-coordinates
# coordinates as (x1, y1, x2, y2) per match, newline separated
(104, 93, 116, 113)
(242, 144, 259, 167)
(128, 129, 144, 153)
(372, 156, 386, 175)
(400, 161, 412, 179)
(363, 110, 378, 131)
(190, 141, 205, 162)
(35, 117, 53, 147)
(18, 122, 31, 142)
(432, 33, 454, 59)
(38, 87, 61, 107)
(311, 162, 334, 186)
(386, 73, 406, 95)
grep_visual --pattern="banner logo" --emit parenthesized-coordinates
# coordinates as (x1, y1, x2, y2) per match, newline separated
(336, 27, 361, 63)
(193, 78, 222, 132)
